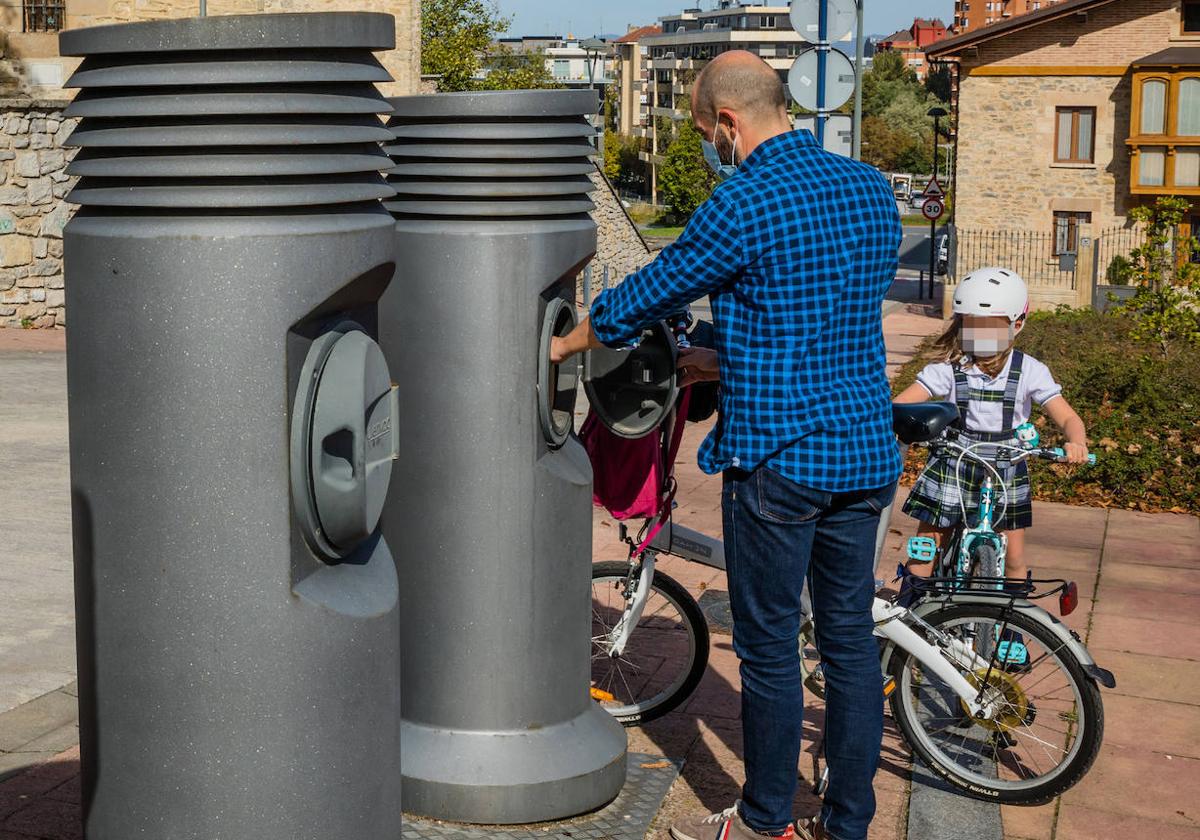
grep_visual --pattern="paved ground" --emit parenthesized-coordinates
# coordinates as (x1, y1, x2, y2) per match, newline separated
(0, 329, 73, 715)
(1, 308, 1199, 839)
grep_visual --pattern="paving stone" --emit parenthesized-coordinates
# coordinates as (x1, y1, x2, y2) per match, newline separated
(1092, 585, 1200, 621)
(1000, 801, 1056, 840)
(1056, 803, 1200, 839)
(1088, 613, 1200, 662)
(0, 691, 77, 753)
(1096, 650, 1200, 705)
(11, 724, 77, 757)
(1, 795, 80, 840)
(1060, 743, 1200, 828)
(1098, 693, 1200, 759)
(1102, 535, 1200, 570)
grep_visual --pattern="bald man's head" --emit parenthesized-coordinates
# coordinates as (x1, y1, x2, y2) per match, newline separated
(692, 51, 788, 132)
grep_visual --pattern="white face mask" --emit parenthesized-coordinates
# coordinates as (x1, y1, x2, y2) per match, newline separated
(961, 326, 1013, 357)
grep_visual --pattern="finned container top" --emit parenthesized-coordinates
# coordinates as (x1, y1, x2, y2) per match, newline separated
(60, 12, 397, 211)
(386, 89, 599, 220)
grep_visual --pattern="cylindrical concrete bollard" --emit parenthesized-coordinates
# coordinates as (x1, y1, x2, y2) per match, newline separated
(60, 14, 403, 840)
(381, 90, 627, 824)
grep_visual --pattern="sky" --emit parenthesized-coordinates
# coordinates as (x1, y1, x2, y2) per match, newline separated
(497, 0, 956, 40)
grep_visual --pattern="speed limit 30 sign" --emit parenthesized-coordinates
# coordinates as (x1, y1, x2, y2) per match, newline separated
(921, 197, 945, 222)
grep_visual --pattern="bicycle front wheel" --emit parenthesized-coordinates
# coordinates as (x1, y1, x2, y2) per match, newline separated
(591, 561, 710, 726)
(889, 602, 1104, 805)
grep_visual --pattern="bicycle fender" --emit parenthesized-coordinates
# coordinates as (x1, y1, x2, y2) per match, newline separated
(879, 596, 1116, 690)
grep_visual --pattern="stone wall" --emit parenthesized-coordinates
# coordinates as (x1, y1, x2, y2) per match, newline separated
(0, 100, 74, 328)
(954, 73, 1133, 233)
(588, 167, 653, 288)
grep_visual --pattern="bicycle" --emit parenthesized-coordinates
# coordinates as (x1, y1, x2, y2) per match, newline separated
(590, 401, 1115, 804)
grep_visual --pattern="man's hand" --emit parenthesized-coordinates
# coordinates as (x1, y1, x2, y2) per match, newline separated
(1062, 441, 1090, 465)
(550, 316, 601, 363)
(678, 346, 719, 388)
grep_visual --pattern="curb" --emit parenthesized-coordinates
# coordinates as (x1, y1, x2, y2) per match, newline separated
(0, 683, 79, 783)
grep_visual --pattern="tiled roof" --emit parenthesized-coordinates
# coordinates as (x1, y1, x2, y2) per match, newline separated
(615, 25, 661, 43)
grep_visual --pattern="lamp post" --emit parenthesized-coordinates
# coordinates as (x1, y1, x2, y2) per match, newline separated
(927, 105, 948, 299)
(582, 37, 609, 160)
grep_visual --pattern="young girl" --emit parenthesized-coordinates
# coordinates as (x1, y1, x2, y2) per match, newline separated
(894, 268, 1090, 647)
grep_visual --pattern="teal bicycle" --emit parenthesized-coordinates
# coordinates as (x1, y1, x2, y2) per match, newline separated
(901, 422, 1097, 667)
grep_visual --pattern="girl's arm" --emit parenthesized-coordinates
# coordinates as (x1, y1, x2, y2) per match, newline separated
(894, 381, 933, 404)
(1043, 396, 1089, 464)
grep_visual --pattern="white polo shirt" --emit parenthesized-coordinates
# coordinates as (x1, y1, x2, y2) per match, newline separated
(914, 353, 1063, 434)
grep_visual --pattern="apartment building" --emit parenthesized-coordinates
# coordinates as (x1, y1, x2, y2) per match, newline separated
(953, 0, 1066, 34)
(631, 3, 806, 202)
(928, 0, 1197, 309)
(611, 25, 661, 136)
(878, 17, 948, 79)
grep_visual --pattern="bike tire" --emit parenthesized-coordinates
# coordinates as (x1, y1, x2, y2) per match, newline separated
(888, 602, 1105, 805)
(591, 561, 710, 726)
(972, 542, 1004, 579)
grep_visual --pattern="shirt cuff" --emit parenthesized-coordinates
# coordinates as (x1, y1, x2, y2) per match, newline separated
(588, 290, 640, 349)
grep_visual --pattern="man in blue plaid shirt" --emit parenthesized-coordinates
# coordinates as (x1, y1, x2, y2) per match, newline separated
(553, 51, 902, 840)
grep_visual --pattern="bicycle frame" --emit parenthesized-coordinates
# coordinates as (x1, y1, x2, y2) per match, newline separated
(617, 507, 998, 717)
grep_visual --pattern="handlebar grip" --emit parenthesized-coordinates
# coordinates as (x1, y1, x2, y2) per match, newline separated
(1050, 447, 1097, 465)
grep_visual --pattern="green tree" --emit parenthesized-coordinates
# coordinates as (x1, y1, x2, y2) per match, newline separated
(476, 47, 559, 90)
(659, 119, 714, 221)
(1118, 196, 1200, 354)
(925, 65, 952, 103)
(421, 0, 511, 92)
(603, 130, 645, 191)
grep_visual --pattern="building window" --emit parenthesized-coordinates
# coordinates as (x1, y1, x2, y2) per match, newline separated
(22, 0, 64, 32)
(1185, 0, 1200, 33)
(1139, 147, 1167, 186)
(760, 15, 776, 28)
(1055, 106, 1095, 163)
(1178, 78, 1200, 134)
(1054, 211, 1091, 255)
(1177, 148, 1200, 187)
(1141, 79, 1167, 134)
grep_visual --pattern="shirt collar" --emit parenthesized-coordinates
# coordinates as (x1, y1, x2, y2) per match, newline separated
(740, 129, 818, 172)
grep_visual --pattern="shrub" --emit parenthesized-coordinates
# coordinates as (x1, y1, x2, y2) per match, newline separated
(894, 308, 1200, 513)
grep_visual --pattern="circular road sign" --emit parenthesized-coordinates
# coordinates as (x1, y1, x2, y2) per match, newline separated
(789, 0, 857, 42)
(921, 197, 945, 222)
(787, 47, 856, 112)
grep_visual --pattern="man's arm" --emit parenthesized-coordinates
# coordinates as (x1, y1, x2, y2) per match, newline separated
(551, 189, 743, 362)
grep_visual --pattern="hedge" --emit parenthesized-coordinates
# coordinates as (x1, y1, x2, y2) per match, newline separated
(893, 308, 1200, 513)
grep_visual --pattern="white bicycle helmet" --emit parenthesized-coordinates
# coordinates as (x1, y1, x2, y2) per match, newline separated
(953, 267, 1029, 322)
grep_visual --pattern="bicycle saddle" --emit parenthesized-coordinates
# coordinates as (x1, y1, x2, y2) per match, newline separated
(892, 402, 959, 444)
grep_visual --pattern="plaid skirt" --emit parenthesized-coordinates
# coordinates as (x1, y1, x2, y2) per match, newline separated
(903, 443, 1033, 531)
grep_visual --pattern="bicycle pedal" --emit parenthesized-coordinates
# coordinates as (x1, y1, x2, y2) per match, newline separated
(906, 536, 938, 564)
(997, 640, 1030, 672)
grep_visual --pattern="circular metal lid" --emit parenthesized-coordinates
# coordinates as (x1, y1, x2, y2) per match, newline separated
(583, 321, 679, 439)
(290, 325, 398, 560)
(537, 299, 581, 448)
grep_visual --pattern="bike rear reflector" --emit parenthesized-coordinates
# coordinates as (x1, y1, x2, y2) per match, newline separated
(590, 687, 615, 703)
(1060, 581, 1079, 616)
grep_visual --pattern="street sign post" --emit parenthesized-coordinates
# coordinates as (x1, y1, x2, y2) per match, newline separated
(788, 0, 857, 149)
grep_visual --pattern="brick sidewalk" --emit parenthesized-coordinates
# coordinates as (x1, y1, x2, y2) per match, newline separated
(2, 307, 1198, 839)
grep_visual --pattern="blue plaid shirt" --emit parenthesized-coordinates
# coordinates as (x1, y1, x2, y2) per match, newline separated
(589, 129, 902, 492)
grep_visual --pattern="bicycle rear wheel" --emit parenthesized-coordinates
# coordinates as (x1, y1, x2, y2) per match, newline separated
(889, 602, 1104, 804)
(591, 561, 709, 726)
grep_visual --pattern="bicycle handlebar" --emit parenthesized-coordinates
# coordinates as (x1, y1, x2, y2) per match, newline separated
(922, 433, 1097, 467)
(1048, 447, 1098, 466)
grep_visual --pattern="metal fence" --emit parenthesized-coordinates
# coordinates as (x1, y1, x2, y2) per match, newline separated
(1093, 224, 1146, 286)
(953, 228, 1079, 292)
(22, 0, 64, 31)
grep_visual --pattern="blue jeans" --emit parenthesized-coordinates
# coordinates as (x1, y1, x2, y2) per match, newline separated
(723, 466, 894, 840)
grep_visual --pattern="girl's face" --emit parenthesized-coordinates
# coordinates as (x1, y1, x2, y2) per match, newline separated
(961, 314, 1022, 357)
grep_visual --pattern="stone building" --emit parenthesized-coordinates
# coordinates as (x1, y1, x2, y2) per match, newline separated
(928, 0, 1199, 309)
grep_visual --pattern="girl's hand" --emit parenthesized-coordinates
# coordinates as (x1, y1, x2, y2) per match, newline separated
(678, 346, 719, 388)
(1062, 442, 1090, 464)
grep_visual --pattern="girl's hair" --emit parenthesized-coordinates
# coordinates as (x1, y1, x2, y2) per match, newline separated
(927, 314, 1023, 378)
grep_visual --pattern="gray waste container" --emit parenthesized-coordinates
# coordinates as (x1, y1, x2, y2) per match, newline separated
(381, 89, 627, 824)
(60, 14, 403, 840)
